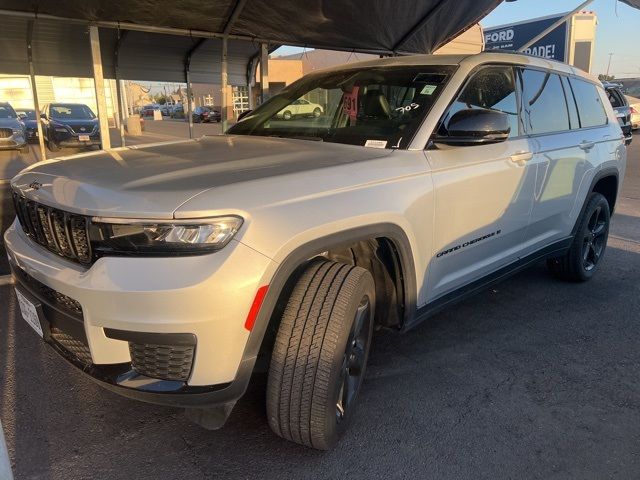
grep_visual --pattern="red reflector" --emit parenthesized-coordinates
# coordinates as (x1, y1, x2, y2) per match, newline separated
(244, 285, 269, 331)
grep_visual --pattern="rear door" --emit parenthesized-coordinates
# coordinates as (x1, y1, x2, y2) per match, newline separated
(519, 68, 590, 255)
(426, 65, 537, 301)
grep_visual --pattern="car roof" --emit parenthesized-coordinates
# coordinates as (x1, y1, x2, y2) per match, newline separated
(308, 51, 599, 83)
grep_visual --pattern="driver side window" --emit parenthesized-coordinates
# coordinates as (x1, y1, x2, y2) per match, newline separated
(440, 66, 519, 138)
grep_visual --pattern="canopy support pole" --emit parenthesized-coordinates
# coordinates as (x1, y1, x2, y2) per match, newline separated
(517, 0, 593, 53)
(89, 26, 111, 150)
(184, 38, 207, 139)
(260, 43, 269, 104)
(114, 29, 128, 148)
(221, 36, 229, 131)
(26, 20, 46, 161)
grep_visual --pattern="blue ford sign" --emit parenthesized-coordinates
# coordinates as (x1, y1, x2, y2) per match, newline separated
(484, 13, 568, 62)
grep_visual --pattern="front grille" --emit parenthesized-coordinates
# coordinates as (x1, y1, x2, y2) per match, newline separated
(12, 192, 92, 265)
(70, 124, 95, 134)
(50, 326, 92, 364)
(0, 128, 12, 138)
(129, 343, 194, 382)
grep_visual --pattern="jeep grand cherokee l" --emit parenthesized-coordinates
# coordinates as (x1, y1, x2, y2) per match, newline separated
(5, 52, 626, 450)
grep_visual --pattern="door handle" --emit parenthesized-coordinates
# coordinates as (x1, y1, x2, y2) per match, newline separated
(509, 151, 533, 165)
(579, 141, 596, 151)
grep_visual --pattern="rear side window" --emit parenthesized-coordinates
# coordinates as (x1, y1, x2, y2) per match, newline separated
(439, 66, 519, 138)
(560, 76, 580, 129)
(569, 78, 608, 128)
(519, 69, 570, 135)
(606, 88, 626, 108)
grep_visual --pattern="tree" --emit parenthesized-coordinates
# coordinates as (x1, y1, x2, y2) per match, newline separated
(598, 74, 615, 82)
(153, 94, 168, 105)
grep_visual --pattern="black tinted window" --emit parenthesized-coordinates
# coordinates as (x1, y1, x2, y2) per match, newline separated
(606, 88, 626, 108)
(570, 79, 608, 128)
(440, 66, 519, 138)
(520, 69, 569, 134)
(50, 104, 95, 120)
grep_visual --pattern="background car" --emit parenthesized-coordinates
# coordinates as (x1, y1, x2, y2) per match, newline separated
(41, 103, 101, 151)
(603, 82, 632, 144)
(0, 102, 28, 153)
(192, 106, 221, 123)
(278, 98, 324, 120)
(15, 108, 39, 142)
(140, 104, 161, 117)
(626, 95, 640, 130)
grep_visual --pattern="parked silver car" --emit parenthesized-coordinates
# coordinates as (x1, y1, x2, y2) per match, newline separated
(6, 52, 626, 450)
(0, 103, 28, 153)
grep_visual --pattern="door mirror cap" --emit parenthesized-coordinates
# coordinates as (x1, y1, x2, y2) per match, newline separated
(434, 109, 510, 146)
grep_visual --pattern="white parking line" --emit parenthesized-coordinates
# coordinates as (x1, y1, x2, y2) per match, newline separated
(0, 275, 14, 286)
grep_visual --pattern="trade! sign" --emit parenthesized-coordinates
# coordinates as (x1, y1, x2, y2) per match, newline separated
(484, 13, 568, 62)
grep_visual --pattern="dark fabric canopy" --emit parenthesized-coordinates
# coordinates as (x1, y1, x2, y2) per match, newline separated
(0, 0, 502, 54)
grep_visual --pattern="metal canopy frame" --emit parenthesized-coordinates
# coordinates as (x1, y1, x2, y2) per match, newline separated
(0, 0, 510, 158)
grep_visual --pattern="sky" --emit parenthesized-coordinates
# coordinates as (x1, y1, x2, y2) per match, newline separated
(276, 0, 640, 79)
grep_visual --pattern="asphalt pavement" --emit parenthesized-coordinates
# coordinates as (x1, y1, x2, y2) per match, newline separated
(0, 134, 639, 479)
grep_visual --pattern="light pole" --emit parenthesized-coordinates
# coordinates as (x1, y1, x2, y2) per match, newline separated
(606, 53, 614, 77)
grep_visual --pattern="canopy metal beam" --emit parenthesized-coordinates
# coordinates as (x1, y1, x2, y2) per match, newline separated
(184, 38, 207, 139)
(26, 20, 47, 161)
(114, 29, 129, 148)
(220, 0, 249, 130)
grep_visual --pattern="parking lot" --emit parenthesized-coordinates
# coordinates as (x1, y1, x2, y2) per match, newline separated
(0, 132, 639, 479)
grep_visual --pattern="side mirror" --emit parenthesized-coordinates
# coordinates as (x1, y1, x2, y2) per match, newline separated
(237, 109, 252, 121)
(434, 108, 510, 146)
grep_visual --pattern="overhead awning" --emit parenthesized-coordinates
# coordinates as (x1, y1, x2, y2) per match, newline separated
(0, 0, 504, 84)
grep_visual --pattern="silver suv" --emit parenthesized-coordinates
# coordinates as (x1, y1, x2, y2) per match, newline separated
(5, 52, 626, 450)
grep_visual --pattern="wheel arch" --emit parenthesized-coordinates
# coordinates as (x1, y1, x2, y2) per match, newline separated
(242, 223, 418, 367)
(572, 168, 619, 236)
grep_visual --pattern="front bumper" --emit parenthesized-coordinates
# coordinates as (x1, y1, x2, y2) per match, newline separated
(53, 132, 101, 147)
(5, 221, 276, 411)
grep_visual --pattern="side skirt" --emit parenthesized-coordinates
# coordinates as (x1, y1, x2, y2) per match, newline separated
(402, 237, 573, 331)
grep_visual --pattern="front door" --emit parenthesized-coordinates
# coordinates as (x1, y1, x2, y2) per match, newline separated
(425, 65, 536, 302)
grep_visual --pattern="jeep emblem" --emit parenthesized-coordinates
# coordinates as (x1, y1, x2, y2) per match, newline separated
(80, 127, 86, 132)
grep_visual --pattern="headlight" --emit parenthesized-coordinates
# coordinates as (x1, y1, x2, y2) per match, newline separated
(12, 128, 22, 135)
(90, 216, 243, 256)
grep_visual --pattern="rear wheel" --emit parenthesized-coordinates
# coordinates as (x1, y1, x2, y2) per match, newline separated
(282, 110, 292, 120)
(266, 259, 375, 450)
(313, 107, 321, 118)
(547, 192, 610, 281)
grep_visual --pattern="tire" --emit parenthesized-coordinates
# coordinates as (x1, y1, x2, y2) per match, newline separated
(282, 110, 292, 120)
(266, 259, 375, 450)
(547, 192, 610, 282)
(313, 107, 321, 118)
(47, 139, 60, 152)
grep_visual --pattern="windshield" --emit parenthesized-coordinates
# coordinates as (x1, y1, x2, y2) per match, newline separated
(0, 105, 17, 119)
(228, 65, 455, 149)
(16, 109, 36, 120)
(50, 104, 96, 120)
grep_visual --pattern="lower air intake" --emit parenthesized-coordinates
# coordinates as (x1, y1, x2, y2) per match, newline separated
(129, 343, 194, 382)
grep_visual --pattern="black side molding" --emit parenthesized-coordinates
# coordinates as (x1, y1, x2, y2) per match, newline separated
(104, 328, 196, 346)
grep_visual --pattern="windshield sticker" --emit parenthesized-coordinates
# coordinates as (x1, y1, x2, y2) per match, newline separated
(342, 86, 359, 123)
(364, 139, 387, 149)
(420, 85, 437, 95)
(395, 103, 420, 114)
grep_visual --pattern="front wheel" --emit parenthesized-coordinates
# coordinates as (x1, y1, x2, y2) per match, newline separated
(47, 139, 60, 152)
(547, 192, 610, 281)
(266, 259, 375, 450)
(313, 107, 321, 118)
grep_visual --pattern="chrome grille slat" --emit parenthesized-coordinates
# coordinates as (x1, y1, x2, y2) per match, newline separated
(12, 192, 93, 266)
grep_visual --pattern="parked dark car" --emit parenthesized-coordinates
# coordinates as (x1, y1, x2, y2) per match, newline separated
(42, 103, 101, 151)
(15, 108, 39, 142)
(603, 82, 632, 145)
(193, 106, 221, 123)
(140, 104, 160, 117)
(0, 102, 28, 153)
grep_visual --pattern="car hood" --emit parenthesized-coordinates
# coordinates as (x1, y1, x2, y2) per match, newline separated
(0, 118, 22, 129)
(11, 135, 393, 219)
